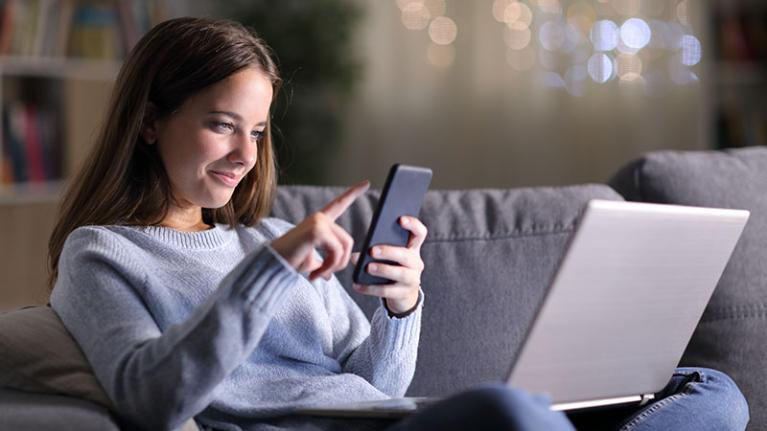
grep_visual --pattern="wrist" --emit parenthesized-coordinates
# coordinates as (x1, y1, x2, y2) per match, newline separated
(385, 290, 421, 316)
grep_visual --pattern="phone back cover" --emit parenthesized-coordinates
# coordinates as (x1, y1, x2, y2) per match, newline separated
(354, 165, 432, 285)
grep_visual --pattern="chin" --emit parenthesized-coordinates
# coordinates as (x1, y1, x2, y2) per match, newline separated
(200, 193, 235, 209)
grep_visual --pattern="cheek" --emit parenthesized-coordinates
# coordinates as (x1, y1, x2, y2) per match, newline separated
(161, 131, 221, 176)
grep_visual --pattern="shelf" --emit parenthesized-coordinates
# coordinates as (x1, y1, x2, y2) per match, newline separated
(0, 181, 65, 205)
(0, 56, 121, 81)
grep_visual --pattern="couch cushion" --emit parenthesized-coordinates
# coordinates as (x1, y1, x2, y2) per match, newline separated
(609, 147, 767, 430)
(0, 306, 200, 431)
(0, 306, 114, 409)
(273, 184, 623, 397)
(0, 388, 119, 431)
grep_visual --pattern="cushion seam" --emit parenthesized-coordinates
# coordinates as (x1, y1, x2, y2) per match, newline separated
(423, 228, 575, 243)
(700, 312, 767, 322)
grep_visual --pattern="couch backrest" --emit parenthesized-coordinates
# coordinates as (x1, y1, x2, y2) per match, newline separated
(609, 147, 767, 431)
(272, 184, 623, 396)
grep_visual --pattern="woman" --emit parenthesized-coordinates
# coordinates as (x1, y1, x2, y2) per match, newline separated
(48, 17, 749, 431)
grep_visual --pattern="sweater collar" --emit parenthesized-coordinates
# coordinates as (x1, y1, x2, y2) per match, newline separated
(135, 224, 233, 249)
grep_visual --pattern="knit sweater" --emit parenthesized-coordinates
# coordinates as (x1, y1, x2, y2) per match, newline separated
(50, 218, 422, 431)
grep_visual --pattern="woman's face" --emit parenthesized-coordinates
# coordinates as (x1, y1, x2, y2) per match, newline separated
(147, 67, 273, 211)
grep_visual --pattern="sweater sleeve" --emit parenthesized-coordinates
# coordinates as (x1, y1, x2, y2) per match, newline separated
(259, 217, 422, 397)
(50, 227, 299, 431)
(321, 277, 423, 397)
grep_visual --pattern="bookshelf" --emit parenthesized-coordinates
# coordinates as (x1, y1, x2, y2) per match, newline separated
(0, 0, 178, 310)
(0, 0, 172, 203)
(709, 0, 767, 149)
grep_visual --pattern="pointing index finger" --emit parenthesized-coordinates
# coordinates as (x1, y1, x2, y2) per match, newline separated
(320, 180, 370, 221)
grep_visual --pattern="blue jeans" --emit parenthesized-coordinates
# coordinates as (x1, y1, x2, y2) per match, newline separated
(387, 368, 749, 431)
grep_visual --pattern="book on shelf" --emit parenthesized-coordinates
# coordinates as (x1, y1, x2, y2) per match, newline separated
(1, 101, 60, 185)
(0, 0, 168, 61)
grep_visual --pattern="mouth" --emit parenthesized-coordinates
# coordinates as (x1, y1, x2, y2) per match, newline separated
(210, 170, 241, 188)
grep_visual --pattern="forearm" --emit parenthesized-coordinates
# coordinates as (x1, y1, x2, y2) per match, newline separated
(53, 245, 298, 430)
(342, 292, 423, 397)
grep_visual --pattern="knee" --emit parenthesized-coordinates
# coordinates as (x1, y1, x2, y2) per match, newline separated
(702, 369, 750, 429)
(457, 384, 575, 430)
(681, 368, 750, 430)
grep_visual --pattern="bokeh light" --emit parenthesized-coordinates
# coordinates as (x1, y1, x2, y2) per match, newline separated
(504, 25, 532, 50)
(396, 0, 422, 10)
(617, 53, 642, 79)
(620, 18, 651, 50)
(469, 0, 704, 92)
(588, 52, 613, 83)
(676, 0, 689, 26)
(505, 2, 533, 28)
(423, 0, 446, 17)
(591, 20, 619, 52)
(429, 16, 458, 45)
(493, 0, 512, 22)
(679, 34, 702, 66)
(401, 2, 431, 30)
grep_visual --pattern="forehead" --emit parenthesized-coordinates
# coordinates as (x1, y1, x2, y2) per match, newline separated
(185, 68, 273, 120)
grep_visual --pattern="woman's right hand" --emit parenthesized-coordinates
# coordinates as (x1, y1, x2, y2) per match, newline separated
(270, 180, 370, 281)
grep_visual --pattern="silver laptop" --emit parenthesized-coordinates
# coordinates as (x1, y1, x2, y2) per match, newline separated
(296, 199, 749, 418)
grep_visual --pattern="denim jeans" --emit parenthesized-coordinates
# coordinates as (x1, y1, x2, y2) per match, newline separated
(387, 368, 749, 431)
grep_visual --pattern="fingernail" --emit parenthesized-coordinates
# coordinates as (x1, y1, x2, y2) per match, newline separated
(372, 247, 381, 257)
(369, 264, 378, 272)
(401, 217, 409, 225)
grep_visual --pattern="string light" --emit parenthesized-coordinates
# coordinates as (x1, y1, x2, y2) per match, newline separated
(395, 0, 459, 67)
(392, 1, 702, 90)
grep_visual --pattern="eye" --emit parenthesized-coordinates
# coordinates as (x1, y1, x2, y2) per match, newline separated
(250, 130, 265, 142)
(211, 121, 235, 133)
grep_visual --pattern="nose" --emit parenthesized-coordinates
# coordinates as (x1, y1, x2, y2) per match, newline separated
(227, 131, 258, 168)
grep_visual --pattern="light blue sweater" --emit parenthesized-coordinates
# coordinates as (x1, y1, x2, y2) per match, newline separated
(50, 218, 422, 431)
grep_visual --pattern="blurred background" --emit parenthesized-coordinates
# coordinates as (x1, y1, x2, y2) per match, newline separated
(1, 0, 765, 309)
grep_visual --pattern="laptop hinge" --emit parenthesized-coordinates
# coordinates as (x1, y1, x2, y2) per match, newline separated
(639, 393, 655, 406)
(550, 395, 643, 411)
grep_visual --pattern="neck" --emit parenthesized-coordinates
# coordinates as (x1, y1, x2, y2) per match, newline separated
(161, 206, 211, 232)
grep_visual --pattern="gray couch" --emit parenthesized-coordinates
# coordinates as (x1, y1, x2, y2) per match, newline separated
(1, 147, 765, 430)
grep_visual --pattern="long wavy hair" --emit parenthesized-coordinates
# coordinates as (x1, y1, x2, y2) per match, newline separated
(48, 17, 282, 289)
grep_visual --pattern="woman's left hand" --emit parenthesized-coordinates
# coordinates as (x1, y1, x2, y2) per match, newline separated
(351, 215, 428, 314)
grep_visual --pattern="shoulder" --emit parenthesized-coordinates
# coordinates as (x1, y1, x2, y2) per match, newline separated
(250, 217, 295, 240)
(59, 225, 149, 269)
(63, 225, 130, 252)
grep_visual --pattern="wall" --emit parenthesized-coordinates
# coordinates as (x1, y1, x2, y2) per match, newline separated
(327, 0, 709, 189)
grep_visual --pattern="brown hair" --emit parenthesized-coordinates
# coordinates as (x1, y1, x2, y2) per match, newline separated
(48, 17, 282, 289)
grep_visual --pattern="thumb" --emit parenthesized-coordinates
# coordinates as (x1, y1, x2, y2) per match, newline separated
(297, 254, 323, 274)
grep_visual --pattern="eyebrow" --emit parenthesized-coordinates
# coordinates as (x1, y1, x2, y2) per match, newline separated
(208, 110, 267, 127)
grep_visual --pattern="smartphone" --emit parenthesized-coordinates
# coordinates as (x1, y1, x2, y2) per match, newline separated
(353, 164, 433, 285)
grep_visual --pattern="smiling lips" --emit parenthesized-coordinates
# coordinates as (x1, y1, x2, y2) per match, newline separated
(211, 170, 241, 187)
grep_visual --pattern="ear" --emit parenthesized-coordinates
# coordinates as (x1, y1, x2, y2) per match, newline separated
(141, 102, 160, 145)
